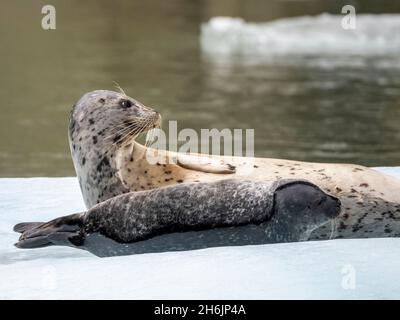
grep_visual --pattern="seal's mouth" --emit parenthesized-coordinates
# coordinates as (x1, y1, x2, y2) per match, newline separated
(144, 111, 162, 146)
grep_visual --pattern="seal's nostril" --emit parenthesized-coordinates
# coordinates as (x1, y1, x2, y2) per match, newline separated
(322, 197, 341, 218)
(154, 111, 160, 117)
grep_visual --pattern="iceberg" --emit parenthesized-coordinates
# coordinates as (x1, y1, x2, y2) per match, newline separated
(200, 15, 400, 60)
(0, 167, 400, 299)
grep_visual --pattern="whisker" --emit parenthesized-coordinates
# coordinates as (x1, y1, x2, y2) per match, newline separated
(100, 113, 161, 155)
(116, 120, 148, 147)
(104, 121, 145, 141)
(121, 126, 148, 149)
(113, 81, 126, 96)
(329, 218, 337, 240)
(145, 119, 161, 147)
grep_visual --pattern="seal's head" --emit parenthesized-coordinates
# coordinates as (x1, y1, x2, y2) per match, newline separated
(69, 90, 161, 148)
(272, 181, 341, 241)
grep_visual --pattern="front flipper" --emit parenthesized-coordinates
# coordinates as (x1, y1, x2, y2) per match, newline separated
(176, 154, 236, 174)
(14, 213, 85, 249)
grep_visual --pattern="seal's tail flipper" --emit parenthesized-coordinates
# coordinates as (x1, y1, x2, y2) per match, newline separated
(14, 213, 85, 249)
(14, 222, 45, 234)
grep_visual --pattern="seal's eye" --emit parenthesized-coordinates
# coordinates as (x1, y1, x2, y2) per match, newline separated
(119, 99, 132, 109)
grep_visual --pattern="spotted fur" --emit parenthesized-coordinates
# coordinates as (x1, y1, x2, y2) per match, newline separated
(69, 90, 400, 240)
(14, 179, 340, 255)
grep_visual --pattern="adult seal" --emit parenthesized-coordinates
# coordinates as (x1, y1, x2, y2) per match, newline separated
(69, 90, 400, 240)
(14, 179, 340, 256)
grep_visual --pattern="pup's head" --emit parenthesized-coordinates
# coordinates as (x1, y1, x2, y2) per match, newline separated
(274, 181, 341, 231)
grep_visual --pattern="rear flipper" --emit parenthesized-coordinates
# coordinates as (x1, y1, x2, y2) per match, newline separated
(14, 222, 45, 234)
(14, 213, 85, 249)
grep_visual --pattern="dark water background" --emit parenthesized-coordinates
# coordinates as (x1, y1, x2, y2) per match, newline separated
(1, 0, 400, 176)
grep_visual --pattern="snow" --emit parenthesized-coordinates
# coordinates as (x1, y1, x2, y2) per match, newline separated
(1, 167, 400, 299)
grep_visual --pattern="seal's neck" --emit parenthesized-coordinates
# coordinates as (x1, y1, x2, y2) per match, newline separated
(69, 119, 129, 209)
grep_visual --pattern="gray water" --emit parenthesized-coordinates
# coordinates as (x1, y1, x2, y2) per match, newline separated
(1, 0, 400, 177)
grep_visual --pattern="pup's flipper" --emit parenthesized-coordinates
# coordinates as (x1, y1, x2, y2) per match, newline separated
(14, 222, 44, 233)
(14, 235, 54, 248)
(14, 213, 85, 249)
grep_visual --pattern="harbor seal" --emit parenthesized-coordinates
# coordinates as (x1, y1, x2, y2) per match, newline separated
(69, 90, 400, 240)
(14, 179, 340, 256)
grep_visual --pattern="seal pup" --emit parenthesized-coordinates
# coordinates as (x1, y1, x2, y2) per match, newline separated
(69, 90, 400, 239)
(14, 179, 340, 256)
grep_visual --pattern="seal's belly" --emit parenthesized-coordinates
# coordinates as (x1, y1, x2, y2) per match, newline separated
(310, 194, 400, 239)
(119, 150, 400, 202)
(231, 157, 400, 202)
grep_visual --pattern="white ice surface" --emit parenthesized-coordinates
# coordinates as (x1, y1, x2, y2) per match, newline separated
(1, 167, 400, 299)
(201, 15, 400, 59)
